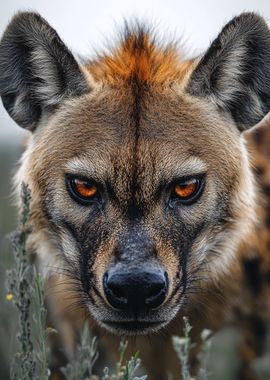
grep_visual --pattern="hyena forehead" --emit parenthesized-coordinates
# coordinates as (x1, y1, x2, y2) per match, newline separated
(32, 86, 243, 188)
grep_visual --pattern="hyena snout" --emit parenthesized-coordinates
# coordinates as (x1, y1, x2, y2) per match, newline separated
(103, 263, 168, 313)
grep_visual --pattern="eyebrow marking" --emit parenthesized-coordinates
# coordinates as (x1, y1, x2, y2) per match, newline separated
(64, 156, 107, 181)
(160, 156, 208, 179)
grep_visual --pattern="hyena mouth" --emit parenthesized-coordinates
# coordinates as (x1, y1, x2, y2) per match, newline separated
(102, 320, 167, 334)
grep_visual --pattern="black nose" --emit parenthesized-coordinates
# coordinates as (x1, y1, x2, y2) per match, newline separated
(103, 266, 168, 313)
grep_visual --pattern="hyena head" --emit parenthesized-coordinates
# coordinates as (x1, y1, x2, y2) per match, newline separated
(1, 12, 270, 335)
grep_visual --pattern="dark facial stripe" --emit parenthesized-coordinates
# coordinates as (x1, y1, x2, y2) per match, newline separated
(122, 73, 146, 219)
(76, 215, 107, 296)
(43, 195, 106, 297)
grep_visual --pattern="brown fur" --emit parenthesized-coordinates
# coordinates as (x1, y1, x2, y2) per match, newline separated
(20, 36, 256, 378)
(1, 11, 270, 380)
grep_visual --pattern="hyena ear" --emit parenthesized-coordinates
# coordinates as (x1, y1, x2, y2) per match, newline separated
(0, 12, 89, 131)
(187, 12, 270, 130)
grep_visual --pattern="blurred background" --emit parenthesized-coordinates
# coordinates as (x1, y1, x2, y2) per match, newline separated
(0, 1, 270, 379)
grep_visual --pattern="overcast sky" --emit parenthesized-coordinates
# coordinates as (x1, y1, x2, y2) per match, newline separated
(0, 0, 269, 143)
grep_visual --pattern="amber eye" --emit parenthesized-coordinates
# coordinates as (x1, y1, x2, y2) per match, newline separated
(73, 178, 97, 198)
(172, 177, 204, 205)
(67, 176, 99, 204)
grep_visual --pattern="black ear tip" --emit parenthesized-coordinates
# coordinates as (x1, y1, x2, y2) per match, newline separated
(226, 11, 268, 32)
(228, 11, 261, 21)
(9, 10, 44, 23)
(4, 11, 50, 35)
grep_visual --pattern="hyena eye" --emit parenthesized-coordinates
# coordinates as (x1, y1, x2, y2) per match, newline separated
(66, 175, 99, 204)
(172, 177, 204, 205)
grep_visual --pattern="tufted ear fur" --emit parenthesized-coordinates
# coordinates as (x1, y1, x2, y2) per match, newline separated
(0, 12, 89, 131)
(187, 12, 270, 130)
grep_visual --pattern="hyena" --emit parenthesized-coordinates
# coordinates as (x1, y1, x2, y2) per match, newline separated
(1, 10, 270, 380)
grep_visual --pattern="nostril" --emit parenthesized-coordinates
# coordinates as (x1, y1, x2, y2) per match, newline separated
(103, 271, 128, 309)
(149, 282, 165, 296)
(109, 282, 126, 299)
(145, 271, 168, 309)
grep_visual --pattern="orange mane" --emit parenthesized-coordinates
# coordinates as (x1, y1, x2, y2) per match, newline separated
(86, 25, 195, 86)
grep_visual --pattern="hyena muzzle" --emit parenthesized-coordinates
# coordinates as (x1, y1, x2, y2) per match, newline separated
(1, 11, 270, 379)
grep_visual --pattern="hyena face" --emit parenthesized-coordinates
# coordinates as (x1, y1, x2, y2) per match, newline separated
(1, 12, 270, 334)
